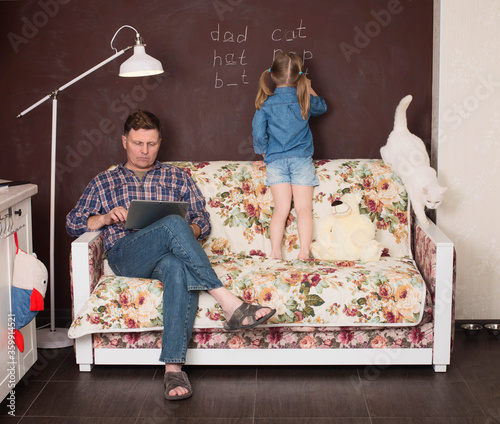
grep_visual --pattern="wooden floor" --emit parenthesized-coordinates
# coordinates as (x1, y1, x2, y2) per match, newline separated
(2, 323, 500, 423)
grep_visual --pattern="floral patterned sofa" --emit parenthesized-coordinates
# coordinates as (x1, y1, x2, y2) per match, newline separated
(69, 160, 455, 372)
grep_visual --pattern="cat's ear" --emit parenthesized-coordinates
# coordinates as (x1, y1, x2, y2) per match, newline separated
(423, 187, 429, 195)
(440, 186, 448, 194)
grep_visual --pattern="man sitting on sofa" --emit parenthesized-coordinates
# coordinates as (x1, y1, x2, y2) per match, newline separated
(66, 110, 275, 400)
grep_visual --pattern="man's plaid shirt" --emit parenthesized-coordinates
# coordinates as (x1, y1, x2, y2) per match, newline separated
(66, 162, 211, 252)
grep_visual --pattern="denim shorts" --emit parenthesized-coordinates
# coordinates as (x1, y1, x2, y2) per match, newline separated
(265, 156, 319, 186)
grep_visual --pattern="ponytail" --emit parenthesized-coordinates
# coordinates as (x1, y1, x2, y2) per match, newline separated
(255, 69, 274, 110)
(255, 53, 310, 118)
(296, 73, 310, 120)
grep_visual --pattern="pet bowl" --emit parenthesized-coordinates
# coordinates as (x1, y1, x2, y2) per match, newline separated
(485, 323, 500, 337)
(461, 323, 483, 337)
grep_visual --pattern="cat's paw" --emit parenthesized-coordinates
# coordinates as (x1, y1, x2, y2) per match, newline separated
(417, 216, 430, 229)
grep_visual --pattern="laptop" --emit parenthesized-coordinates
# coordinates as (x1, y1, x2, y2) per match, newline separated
(125, 200, 189, 230)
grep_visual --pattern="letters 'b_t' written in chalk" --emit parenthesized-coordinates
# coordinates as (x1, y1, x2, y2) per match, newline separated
(214, 70, 249, 88)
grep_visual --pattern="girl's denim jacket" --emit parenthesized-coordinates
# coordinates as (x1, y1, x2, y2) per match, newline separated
(252, 86, 327, 164)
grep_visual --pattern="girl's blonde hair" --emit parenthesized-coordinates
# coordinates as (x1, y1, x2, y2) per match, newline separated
(255, 52, 310, 120)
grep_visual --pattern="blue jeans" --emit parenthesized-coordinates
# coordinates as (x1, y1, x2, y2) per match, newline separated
(107, 215, 223, 363)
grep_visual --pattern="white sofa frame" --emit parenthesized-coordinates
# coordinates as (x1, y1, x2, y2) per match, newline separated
(71, 220, 454, 373)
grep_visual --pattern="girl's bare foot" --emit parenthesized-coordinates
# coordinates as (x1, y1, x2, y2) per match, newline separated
(298, 251, 310, 260)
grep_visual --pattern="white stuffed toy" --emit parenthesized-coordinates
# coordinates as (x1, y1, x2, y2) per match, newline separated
(311, 193, 383, 262)
(11, 241, 48, 352)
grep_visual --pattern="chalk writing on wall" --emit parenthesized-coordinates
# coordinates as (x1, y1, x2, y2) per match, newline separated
(211, 24, 249, 89)
(211, 19, 314, 89)
(270, 20, 313, 76)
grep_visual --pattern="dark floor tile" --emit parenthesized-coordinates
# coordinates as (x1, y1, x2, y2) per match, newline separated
(371, 419, 499, 424)
(255, 419, 371, 424)
(363, 380, 484, 418)
(256, 365, 360, 383)
(358, 363, 464, 382)
(18, 418, 136, 424)
(50, 350, 158, 382)
(453, 351, 500, 382)
(24, 381, 151, 418)
(140, 366, 257, 418)
(20, 348, 72, 382)
(135, 419, 254, 424)
(468, 381, 500, 418)
(254, 367, 367, 418)
(0, 381, 46, 418)
(0, 413, 21, 423)
(453, 346, 500, 382)
(451, 325, 500, 383)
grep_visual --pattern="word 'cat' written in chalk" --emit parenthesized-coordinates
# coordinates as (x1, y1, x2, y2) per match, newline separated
(271, 19, 307, 41)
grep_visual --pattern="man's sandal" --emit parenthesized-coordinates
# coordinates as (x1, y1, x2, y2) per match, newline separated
(164, 371, 193, 400)
(223, 303, 276, 331)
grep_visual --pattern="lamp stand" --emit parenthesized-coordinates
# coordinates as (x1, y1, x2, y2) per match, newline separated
(37, 92, 73, 349)
(17, 26, 163, 349)
(17, 49, 131, 349)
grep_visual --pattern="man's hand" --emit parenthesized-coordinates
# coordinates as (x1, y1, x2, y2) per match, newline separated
(87, 207, 128, 230)
(189, 223, 201, 239)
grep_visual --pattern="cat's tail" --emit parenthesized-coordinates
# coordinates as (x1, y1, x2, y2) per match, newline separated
(393, 94, 413, 131)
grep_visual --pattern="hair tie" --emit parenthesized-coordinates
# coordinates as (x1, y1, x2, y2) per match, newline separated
(299, 71, 303, 75)
(268, 68, 271, 72)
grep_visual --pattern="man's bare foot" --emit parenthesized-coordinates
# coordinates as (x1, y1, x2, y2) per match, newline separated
(165, 364, 189, 398)
(208, 288, 274, 326)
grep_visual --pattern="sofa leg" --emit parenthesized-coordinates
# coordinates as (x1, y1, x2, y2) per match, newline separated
(433, 364, 447, 372)
(79, 364, 94, 372)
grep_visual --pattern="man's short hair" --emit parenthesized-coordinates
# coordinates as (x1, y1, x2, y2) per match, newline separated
(123, 110, 162, 138)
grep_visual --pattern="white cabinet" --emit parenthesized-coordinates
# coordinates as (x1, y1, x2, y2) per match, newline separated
(0, 183, 38, 402)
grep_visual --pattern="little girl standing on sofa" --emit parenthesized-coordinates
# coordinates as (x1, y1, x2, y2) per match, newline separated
(252, 52, 327, 259)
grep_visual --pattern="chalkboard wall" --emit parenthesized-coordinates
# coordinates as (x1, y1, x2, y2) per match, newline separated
(0, 0, 433, 312)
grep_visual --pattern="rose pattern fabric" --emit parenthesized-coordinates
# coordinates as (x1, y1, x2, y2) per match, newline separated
(69, 253, 427, 338)
(180, 160, 410, 260)
(205, 254, 426, 328)
(94, 319, 434, 350)
(69, 276, 164, 337)
(68, 160, 442, 351)
(412, 218, 457, 351)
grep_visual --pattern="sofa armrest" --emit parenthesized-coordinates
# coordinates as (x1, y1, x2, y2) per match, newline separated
(70, 231, 104, 370)
(71, 231, 105, 314)
(412, 219, 455, 367)
(412, 220, 454, 301)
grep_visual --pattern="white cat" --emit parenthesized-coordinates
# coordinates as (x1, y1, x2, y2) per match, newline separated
(380, 95, 447, 229)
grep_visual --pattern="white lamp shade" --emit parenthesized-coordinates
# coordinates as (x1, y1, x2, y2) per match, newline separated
(119, 45, 164, 77)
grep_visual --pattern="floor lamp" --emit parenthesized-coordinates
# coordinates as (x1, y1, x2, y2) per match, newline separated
(17, 25, 164, 348)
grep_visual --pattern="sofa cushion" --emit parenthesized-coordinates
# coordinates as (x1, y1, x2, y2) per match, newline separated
(68, 254, 426, 339)
(171, 160, 410, 260)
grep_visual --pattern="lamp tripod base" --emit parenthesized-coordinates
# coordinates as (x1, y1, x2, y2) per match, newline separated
(37, 327, 73, 349)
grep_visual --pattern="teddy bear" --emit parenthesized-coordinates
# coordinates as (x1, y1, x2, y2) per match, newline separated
(311, 193, 383, 262)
